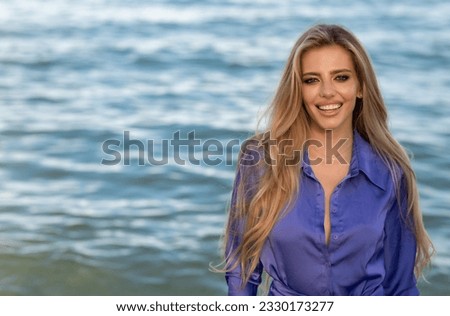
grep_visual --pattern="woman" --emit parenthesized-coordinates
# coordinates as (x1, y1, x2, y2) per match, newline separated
(223, 24, 434, 295)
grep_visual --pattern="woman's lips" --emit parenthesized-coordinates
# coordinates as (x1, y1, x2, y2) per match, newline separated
(316, 103, 343, 111)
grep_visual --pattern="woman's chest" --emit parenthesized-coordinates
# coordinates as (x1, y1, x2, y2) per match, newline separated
(268, 174, 393, 251)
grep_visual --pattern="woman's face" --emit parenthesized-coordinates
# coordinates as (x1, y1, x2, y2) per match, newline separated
(301, 45, 361, 136)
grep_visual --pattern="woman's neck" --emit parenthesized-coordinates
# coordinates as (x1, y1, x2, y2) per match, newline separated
(307, 128, 354, 165)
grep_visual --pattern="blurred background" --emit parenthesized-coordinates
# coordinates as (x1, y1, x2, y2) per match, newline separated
(0, 0, 449, 295)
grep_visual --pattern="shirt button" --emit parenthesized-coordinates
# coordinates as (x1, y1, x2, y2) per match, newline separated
(333, 234, 338, 240)
(331, 208, 337, 213)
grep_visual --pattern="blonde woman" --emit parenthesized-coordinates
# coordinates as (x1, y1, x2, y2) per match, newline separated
(224, 24, 433, 295)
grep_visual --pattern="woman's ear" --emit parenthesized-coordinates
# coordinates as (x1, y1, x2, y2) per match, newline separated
(356, 88, 363, 99)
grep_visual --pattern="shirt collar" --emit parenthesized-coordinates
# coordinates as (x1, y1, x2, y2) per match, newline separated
(301, 130, 388, 191)
(351, 131, 388, 191)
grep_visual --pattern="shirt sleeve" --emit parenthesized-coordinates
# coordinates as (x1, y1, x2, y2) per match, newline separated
(226, 263, 263, 295)
(382, 176, 419, 295)
(225, 142, 264, 296)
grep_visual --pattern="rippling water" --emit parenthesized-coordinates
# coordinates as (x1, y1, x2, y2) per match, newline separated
(0, 0, 449, 295)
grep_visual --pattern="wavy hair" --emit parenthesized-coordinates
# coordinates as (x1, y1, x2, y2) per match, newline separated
(222, 24, 434, 287)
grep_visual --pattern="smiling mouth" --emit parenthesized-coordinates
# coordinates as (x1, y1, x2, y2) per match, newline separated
(317, 103, 342, 111)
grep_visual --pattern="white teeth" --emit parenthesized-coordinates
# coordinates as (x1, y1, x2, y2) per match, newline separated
(318, 103, 342, 110)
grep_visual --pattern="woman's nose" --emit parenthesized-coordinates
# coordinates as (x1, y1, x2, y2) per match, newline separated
(319, 80, 336, 98)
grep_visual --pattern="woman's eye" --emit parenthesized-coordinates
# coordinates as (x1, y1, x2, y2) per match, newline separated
(336, 75, 349, 81)
(303, 78, 317, 84)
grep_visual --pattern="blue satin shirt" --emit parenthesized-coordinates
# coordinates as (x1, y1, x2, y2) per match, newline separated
(226, 132, 418, 295)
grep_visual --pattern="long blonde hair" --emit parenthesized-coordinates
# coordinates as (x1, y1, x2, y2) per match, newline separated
(223, 24, 434, 287)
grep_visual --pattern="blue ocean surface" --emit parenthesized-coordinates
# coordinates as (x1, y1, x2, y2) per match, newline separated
(0, 0, 449, 295)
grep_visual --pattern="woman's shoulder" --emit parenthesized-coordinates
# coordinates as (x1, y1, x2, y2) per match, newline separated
(354, 131, 404, 191)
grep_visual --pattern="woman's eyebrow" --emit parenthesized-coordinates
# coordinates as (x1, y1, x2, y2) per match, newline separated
(302, 68, 353, 77)
(330, 68, 352, 74)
